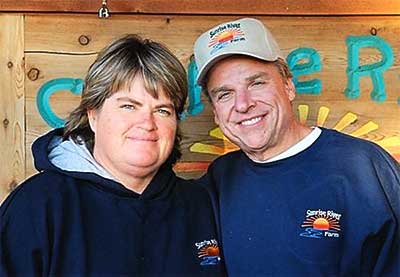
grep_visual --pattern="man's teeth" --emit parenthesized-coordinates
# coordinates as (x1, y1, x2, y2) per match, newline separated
(241, 116, 262, 126)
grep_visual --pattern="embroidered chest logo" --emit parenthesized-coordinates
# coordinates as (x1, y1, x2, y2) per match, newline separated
(299, 209, 342, 239)
(195, 239, 221, 266)
(208, 22, 245, 55)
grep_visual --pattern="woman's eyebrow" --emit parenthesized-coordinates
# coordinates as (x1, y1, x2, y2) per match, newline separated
(116, 96, 142, 106)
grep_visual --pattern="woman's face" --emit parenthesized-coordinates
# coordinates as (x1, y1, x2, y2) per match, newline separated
(88, 74, 177, 191)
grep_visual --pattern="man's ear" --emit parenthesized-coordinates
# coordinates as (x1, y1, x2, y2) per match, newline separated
(285, 78, 296, 102)
(213, 107, 220, 126)
(87, 109, 97, 133)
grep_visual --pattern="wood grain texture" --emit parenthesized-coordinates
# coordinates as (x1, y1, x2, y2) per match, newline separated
(23, 15, 400, 181)
(1, 0, 400, 15)
(0, 15, 25, 202)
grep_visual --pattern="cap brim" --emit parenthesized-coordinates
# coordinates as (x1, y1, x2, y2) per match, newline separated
(196, 51, 281, 86)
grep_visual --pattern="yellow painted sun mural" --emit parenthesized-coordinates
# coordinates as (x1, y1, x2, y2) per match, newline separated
(174, 105, 400, 173)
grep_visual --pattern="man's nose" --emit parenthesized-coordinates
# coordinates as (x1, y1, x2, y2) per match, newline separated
(234, 89, 255, 113)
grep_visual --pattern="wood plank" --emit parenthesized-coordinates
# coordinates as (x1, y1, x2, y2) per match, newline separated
(25, 54, 93, 178)
(0, 15, 25, 201)
(1, 0, 400, 15)
(23, 15, 400, 182)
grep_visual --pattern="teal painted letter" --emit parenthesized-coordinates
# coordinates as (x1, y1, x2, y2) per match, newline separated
(344, 35, 393, 102)
(186, 57, 204, 117)
(37, 78, 83, 128)
(287, 47, 322, 94)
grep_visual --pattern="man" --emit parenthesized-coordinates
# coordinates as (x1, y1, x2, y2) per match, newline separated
(194, 18, 399, 276)
(0, 34, 224, 275)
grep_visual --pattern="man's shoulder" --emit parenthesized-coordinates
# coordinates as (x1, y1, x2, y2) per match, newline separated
(322, 128, 393, 159)
(212, 150, 243, 167)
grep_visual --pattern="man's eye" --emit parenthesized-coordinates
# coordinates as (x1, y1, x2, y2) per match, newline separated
(217, 91, 232, 101)
(251, 81, 265, 88)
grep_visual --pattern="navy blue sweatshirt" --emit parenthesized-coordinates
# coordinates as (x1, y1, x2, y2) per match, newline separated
(201, 128, 400, 276)
(0, 129, 225, 276)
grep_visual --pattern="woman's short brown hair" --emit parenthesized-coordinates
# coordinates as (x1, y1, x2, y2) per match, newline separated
(64, 34, 188, 166)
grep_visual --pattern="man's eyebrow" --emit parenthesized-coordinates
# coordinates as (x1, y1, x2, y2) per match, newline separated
(209, 86, 232, 96)
(245, 72, 271, 83)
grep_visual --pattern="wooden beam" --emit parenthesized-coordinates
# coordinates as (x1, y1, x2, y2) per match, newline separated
(1, 0, 400, 15)
(0, 15, 25, 202)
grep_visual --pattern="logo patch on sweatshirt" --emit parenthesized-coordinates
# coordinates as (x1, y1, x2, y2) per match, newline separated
(195, 239, 221, 265)
(299, 209, 342, 239)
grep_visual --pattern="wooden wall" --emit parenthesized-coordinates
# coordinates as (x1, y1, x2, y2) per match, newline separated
(1, 1, 400, 202)
(0, 15, 25, 201)
(2, 0, 400, 14)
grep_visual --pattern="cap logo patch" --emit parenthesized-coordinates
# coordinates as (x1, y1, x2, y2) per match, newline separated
(208, 23, 245, 55)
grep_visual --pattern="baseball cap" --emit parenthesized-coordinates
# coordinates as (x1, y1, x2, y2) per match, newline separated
(194, 17, 283, 85)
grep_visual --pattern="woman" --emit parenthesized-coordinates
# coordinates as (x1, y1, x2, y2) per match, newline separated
(0, 34, 224, 276)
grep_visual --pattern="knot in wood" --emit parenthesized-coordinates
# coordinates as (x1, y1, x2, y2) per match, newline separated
(8, 180, 18, 191)
(27, 68, 40, 81)
(3, 118, 9, 128)
(78, 35, 91, 46)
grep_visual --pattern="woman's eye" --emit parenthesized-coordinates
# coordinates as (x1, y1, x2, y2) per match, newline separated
(157, 108, 172, 116)
(120, 104, 135, 110)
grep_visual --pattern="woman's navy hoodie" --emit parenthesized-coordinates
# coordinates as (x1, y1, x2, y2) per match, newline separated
(0, 128, 224, 276)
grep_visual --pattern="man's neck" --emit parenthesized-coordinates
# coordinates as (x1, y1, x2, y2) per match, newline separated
(246, 124, 313, 162)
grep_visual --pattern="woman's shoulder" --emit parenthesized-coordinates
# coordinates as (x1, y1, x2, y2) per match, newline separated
(173, 177, 213, 203)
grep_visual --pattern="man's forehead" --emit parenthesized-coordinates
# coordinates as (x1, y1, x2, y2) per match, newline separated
(208, 56, 275, 77)
(208, 67, 274, 88)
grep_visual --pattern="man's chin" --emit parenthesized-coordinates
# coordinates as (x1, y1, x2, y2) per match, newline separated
(239, 142, 270, 155)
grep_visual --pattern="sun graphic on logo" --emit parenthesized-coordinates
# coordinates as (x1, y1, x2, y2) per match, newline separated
(208, 29, 245, 47)
(313, 218, 330, 230)
(173, 104, 400, 173)
(301, 216, 341, 231)
(198, 244, 220, 258)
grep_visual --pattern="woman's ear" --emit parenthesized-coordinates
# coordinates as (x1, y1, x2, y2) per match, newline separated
(87, 109, 97, 133)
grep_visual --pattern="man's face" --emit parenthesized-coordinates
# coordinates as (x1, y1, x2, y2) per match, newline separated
(88, 74, 177, 187)
(206, 56, 296, 160)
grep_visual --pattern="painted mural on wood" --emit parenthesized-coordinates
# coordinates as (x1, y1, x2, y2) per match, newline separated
(33, 37, 400, 171)
(22, 15, 400, 181)
(2, 14, 392, 186)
